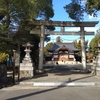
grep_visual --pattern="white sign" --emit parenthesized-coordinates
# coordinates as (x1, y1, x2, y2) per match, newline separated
(60, 55, 68, 58)
(69, 55, 74, 58)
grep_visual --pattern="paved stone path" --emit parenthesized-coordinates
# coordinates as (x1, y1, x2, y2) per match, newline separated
(15, 64, 100, 87)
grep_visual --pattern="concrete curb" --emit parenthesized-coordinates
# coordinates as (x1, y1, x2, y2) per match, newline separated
(16, 82, 97, 87)
(33, 82, 95, 87)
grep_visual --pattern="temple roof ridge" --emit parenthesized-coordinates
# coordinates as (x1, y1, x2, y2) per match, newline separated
(48, 42, 79, 52)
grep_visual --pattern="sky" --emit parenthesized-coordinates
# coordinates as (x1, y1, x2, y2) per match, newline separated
(45, 0, 100, 46)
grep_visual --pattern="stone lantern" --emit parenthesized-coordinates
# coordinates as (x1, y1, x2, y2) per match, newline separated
(20, 42, 34, 79)
(22, 42, 33, 63)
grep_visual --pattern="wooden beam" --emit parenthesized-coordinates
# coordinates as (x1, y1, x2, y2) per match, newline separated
(30, 30, 94, 35)
(28, 20, 98, 27)
(45, 31, 94, 35)
(30, 30, 40, 34)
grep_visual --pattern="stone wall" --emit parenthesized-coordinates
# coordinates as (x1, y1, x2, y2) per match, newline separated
(0, 64, 7, 88)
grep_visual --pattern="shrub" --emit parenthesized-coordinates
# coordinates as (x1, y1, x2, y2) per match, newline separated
(87, 53, 94, 59)
(0, 52, 9, 63)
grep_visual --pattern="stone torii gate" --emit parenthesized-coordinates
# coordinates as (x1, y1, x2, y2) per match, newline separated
(29, 20, 98, 71)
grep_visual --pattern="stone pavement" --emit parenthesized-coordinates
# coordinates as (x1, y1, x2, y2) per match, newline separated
(15, 64, 100, 87)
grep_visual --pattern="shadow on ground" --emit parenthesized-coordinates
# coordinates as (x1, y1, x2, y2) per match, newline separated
(44, 64, 92, 76)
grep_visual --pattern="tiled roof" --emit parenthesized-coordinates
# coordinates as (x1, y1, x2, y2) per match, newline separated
(48, 42, 79, 52)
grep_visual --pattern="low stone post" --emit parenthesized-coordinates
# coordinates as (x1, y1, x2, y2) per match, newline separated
(91, 57, 96, 75)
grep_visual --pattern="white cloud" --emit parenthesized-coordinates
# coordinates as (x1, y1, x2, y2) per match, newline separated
(54, 35, 60, 38)
(88, 12, 100, 20)
(65, 27, 80, 31)
(89, 16, 100, 20)
(89, 15, 94, 20)
(85, 27, 98, 32)
(81, 0, 86, 4)
(65, 27, 98, 32)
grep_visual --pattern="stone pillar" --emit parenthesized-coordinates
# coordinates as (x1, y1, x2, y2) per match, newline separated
(80, 27, 86, 70)
(95, 43, 100, 76)
(38, 25, 45, 71)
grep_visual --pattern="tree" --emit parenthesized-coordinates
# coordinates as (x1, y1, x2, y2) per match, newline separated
(56, 36, 63, 43)
(64, 0, 100, 21)
(89, 28, 100, 56)
(86, 0, 100, 17)
(64, 0, 85, 21)
(0, 0, 54, 53)
(0, 0, 54, 67)
(44, 42, 53, 56)
(74, 39, 88, 55)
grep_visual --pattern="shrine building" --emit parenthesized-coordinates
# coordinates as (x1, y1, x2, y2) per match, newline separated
(45, 42, 80, 63)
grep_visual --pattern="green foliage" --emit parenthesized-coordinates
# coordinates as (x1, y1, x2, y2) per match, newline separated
(0, 0, 54, 68)
(56, 36, 63, 43)
(44, 42, 53, 55)
(86, 0, 100, 16)
(64, 0, 85, 21)
(0, 52, 8, 63)
(89, 29, 100, 55)
(0, 33, 16, 53)
(74, 40, 88, 49)
(74, 39, 88, 55)
(87, 53, 93, 60)
(0, 0, 54, 54)
(0, 0, 54, 34)
(74, 40, 81, 49)
(64, 0, 100, 21)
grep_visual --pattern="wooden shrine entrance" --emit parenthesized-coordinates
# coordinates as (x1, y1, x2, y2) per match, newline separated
(28, 20, 98, 71)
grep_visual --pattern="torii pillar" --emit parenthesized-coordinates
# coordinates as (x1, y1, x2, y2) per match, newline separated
(80, 27, 86, 70)
(38, 25, 45, 71)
